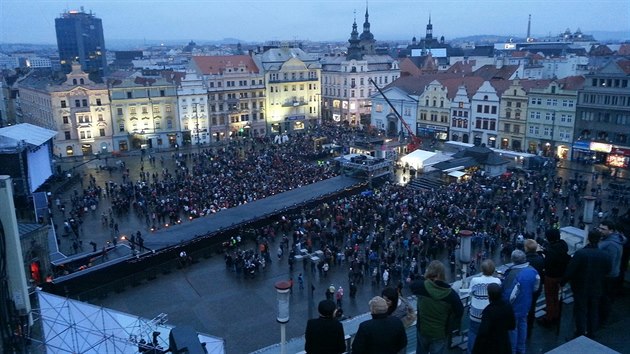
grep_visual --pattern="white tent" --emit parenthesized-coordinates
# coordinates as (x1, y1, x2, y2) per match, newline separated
(34, 291, 225, 354)
(400, 150, 436, 170)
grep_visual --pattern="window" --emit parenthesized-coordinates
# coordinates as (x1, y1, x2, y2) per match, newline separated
(99, 128, 105, 137)
(153, 106, 160, 114)
(506, 111, 511, 118)
(75, 100, 81, 107)
(484, 105, 490, 114)
(130, 107, 136, 115)
(96, 99, 102, 106)
(61, 100, 67, 108)
(166, 105, 171, 113)
(514, 125, 520, 134)
(375, 104, 383, 113)
(98, 114, 103, 121)
(64, 131, 71, 140)
(127, 92, 132, 99)
(516, 102, 521, 108)
(477, 105, 482, 113)
(62, 116, 69, 124)
(507, 101, 512, 107)
(82, 99, 88, 107)
(491, 106, 497, 114)
(142, 106, 148, 114)
(119, 123, 125, 132)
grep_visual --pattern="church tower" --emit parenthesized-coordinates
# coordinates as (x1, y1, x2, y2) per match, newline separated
(347, 16, 363, 60)
(358, 5, 376, 55)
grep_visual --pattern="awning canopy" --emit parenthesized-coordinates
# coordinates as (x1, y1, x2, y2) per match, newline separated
(400, 149, 436, 170)
(448, 170, 466, 178)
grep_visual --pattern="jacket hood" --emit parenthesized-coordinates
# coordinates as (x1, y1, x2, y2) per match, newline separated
(605, 232, 627, 245)
(425, 279, 452, 300)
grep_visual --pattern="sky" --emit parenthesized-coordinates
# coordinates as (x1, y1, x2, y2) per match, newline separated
(0, 0, 628, 46)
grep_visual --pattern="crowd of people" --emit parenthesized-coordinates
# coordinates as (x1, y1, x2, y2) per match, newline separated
(49, 122, 629, 353)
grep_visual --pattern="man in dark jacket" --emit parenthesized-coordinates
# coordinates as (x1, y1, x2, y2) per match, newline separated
(410, 260, 464, 354)
(472, 283, 515, 354)
(352, 296, 407, 354)
(562, 230, 612, 338)
(597, 219, 627, 325)
(524, 239, 545, 338)
(304, 300, 346, 354)
(539, 228, 570, 326)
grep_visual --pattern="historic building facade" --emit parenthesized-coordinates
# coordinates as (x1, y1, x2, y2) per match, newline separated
(321, 10, 399, 126)
(17, 63, 112, 157)
(176, 69, 209, 146)
(191, 55, 266, 141)
(259, 48, 321, 134)
(109, 74, 179, 151)
(525, 78, 583, 158)
(497, 80, 529, 151)
(574, 59, 630, 166)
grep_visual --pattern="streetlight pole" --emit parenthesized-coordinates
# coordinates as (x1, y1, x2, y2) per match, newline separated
(274, 280, 291, 354)
(193, 103, 200, 152)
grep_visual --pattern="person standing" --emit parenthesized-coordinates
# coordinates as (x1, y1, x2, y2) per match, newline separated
(539, 228, 570, 327)
(563, 230, 611, 338)
(524, 239, 545, 338)
(352, 296, 407, 354)
(410, 260, 464, 354)
(304, 300, 346, 354)
(466, 260, 501, 354)
(597, 220, 627, 325)
(501, 250, 540, 354)
(472, 283, 515, 354)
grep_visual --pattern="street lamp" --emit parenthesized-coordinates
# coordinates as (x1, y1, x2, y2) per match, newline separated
(458, 230, 473, 282)
(193, 103, 200, 151)
(275, 280, 291, 354)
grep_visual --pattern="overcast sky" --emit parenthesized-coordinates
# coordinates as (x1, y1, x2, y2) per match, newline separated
(1, 0, 628, 46)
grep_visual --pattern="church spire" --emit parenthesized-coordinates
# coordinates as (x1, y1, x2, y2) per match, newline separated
(426, 14, 433, 40)
(347, 10, 363, 60)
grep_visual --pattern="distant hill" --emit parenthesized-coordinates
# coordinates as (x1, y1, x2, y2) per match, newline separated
(106, 38, 246, 50)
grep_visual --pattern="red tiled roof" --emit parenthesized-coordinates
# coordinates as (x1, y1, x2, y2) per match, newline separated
(558, 76, 586, 90)
(617, 60, 630, 75)
(192, 55, 259, 75)
(445, 60, 475, 75)
(471, 64, 519, 81)
(520, 79, 552, 92)
(618, 44, 630, 56)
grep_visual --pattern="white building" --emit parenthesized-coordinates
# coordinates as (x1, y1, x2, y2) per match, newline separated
(176, 69, 209, 145)
(470, 81, 501, 147)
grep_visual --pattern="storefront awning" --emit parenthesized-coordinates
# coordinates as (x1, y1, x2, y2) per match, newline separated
(448, 170, 466, 178)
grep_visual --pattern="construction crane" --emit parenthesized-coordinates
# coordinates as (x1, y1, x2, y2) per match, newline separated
(369, 78, 422, 152)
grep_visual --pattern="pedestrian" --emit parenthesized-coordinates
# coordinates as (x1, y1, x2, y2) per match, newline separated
(523, 239, 545, 339)
(352, 296, 407, 354)
(562, 230, 611, 338)
(539, 228, 570, 327)
(335, 286, 344, 308)
(501, 250, 540, 354)
(410, 260, 464, 354)
(597, 219, 626, 325)
(304, 300, 346, 354)
(472, 283, 515, 354)
(467, 259, 501, 354)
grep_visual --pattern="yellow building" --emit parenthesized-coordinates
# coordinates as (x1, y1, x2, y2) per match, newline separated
(17, 63, 113, 157)
(259, 47, 321, 134)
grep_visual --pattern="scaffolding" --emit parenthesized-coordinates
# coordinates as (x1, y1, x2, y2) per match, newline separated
(28, 290, 225, 353)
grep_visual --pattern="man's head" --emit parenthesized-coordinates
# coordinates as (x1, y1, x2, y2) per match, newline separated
(524, 239, 538, 253)
(511, 249, 527, 265)
(487, 283, 502, 303)
(598, 220, 616, 236)
(545, 228, 561, 242)
(424, 260, 446, 281)
(318, 300, 337, 318)
(588, 230, 603, 246)
(481, 259, 495, 276)
(368, 296, 389, 315)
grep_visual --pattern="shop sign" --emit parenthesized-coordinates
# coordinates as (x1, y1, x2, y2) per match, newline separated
(611, 147, 630, 157)
(590, 142, 612, 153)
